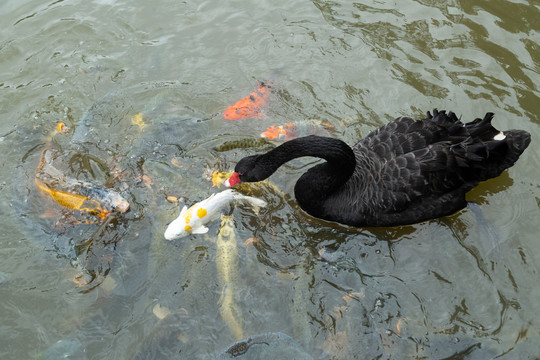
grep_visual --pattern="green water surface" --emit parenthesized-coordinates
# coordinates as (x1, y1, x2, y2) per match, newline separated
(1, 0, 539, 359)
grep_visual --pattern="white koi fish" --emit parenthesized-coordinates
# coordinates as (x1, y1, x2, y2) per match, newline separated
(217, 215, 244, 340)
(164, 189, 266, 240)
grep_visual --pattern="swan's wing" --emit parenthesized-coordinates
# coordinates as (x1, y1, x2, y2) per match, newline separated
(359, 111, 466, 160)
(377, 135, 503, 214)
(378, 152, 428, 213)
(354, 112, 468, 212)
(325, 111, 529, 226)
(322, 145, 465, 225)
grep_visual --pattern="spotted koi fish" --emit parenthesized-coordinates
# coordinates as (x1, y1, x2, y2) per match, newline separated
(223, 81, 271, 120)
(35, 147, 130, 220)
(164, 189, 266, 240)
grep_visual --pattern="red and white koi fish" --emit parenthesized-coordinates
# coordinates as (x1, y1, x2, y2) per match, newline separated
(164, 189, 266, 240)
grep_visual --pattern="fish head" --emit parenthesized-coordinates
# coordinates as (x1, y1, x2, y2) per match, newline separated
(211, 170, 234, 187)
(164, 204, 212, 240)
(164, 206, 191, 240)
(218, 215, 235, 238)
(260, 125, 283, 140)
(164, 216, 191, 240)
(99, 191, 130, 214)
(109, 195, 130, 213)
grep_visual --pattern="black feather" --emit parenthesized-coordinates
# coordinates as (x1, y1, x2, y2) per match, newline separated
(231, 109, 531, 227)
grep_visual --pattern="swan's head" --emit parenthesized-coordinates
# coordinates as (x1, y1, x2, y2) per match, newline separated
(225, 154, 263, 187)
(224, 172, 242, 187)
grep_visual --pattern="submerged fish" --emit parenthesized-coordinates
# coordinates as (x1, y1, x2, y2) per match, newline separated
(131, 307, 190, 360)
(35, 147, 129, 220)
(213, 138, 274, 152)
(216, 216, 244, 340)
(34, 339, 85, 360)
(223, 82, 271, 120)
(260, 120, 336, 142)
(214, 332, 313, 360)
(208, 170, 234, 188)
(43, 122, 69, 142)
(164, 189, 266, 240)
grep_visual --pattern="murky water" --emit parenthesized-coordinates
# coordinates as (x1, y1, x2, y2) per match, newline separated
(1, 0, 539, 359)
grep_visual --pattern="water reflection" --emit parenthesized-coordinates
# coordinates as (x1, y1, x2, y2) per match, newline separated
(312, 0, 540, 122)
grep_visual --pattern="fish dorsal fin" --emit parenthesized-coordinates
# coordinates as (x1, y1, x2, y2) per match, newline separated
(179, 205, 188, 217)
(192, 225, 209, 234)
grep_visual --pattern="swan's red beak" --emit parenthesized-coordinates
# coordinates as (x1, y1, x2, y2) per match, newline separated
(224, 172, 242, 187)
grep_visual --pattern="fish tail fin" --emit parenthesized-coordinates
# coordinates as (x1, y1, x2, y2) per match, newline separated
(269, 65, 284, 81)
(246, 197, 267, 215)
(233, 193, 267, 215)
(259, 65, 284, 88)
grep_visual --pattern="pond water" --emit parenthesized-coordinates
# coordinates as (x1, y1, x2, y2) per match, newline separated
(1, 0, 539, 359)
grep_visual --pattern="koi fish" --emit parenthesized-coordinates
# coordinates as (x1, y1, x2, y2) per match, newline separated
(208, 170, 234, 188)
(260, 123, 295, 141)
(213, 138, 274, 152)
(42, 122, 69, 142)
(131, 306, 190, 360)
(260, 120, 336, 142)
(131, 113, 145, 127)
(223, 82, 271, 120)
(215, 332, 313, 359)
(35, 147, 130, 219)
(164, 189, 266, 240)
(216, 215, 244, 340)
(34, 339, 85, 360)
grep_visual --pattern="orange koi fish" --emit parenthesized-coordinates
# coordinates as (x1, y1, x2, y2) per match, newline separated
(260, 123, 298, 141)
(260, 120, 336, 142)
(35, 147, 129, 220)
(223, 82, 271, 120)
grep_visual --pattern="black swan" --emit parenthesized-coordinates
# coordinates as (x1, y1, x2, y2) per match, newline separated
(224, 110, 531, 227)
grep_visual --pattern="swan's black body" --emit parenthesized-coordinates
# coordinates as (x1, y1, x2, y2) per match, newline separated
(230, 110, 531, 227)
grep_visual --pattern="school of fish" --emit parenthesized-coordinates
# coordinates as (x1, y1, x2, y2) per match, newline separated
(26, 72, 361, 359)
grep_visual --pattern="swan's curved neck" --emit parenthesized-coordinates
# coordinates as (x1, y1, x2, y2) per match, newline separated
(256, 136, 354, 176)
(255, 136, 356, 215)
